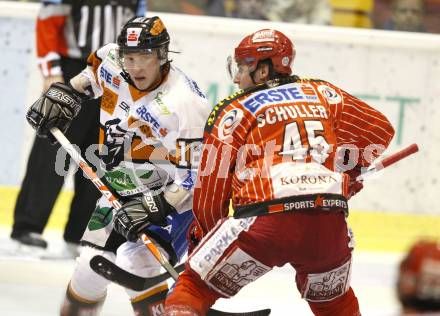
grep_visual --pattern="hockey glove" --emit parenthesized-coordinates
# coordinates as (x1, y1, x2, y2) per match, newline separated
(101, 118, 127, 171)
(345, 165, 364, 199)
(114, 191, 175, 242)
(26, 82, 83, 144)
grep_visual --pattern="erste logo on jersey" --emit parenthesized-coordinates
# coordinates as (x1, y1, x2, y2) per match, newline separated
(127, 28, 142, 46)
(318, 85, 342, 104)
(136, 106, 168, 137)
(218, 109, 243, 140)
(241, 83, 319, 114)
(100, 67, 120, 89)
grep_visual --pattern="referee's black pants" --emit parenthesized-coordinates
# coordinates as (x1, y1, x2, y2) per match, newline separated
(11, 57, 101, 244)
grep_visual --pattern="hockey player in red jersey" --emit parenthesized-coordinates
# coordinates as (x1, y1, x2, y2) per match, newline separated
(164, 29, 395, 315)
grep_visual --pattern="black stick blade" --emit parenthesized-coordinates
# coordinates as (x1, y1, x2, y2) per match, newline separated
(207, 309, 271, 316)
(90, 255, 184, 291)
(90, 255, 271, 316)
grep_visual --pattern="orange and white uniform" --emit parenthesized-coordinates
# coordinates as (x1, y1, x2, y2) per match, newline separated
(64, 41, 211, 311)
(165, 76, 394, 315)
(75, 43, 211, 251)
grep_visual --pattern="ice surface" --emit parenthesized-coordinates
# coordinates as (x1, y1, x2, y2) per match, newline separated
(0, 228, 403, 316)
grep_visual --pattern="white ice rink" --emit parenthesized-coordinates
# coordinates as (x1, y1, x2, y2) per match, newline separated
(0, 229, 405, 316)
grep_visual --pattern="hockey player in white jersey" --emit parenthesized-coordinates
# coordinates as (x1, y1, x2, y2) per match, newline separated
(26, 16, 211, 315)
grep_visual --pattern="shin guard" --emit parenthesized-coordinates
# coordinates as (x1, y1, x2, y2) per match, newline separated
(60, 283, 106, 316)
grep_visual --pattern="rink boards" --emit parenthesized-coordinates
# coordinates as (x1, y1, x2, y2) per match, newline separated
(1, 186, 439, 253)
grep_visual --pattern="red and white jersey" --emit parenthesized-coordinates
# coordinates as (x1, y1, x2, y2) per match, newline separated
(79, 43, 211, 211)
(194, 76, 395, 233)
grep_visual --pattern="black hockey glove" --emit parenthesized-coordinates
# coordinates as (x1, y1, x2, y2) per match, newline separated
(101, 118, 127, 171)
(114, 191, 175, 242)
(26, 82, 82, 144)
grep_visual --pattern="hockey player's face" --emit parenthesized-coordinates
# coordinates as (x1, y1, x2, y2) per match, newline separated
(123, 51, 161, 90)
(233, 62, 256, 90)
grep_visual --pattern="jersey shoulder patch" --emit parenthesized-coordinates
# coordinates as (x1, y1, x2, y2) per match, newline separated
(205, 89, 246, 133)
(96, 43, 118, 61)
(309, 79, 346, 105)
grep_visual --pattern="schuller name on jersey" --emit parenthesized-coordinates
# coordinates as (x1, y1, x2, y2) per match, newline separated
(256, 104, 329, 128)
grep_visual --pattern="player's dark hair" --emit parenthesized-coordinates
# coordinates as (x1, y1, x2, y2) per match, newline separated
(254, 58, 290, 81)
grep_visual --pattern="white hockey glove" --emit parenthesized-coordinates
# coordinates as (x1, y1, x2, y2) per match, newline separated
(114, 191, 175, 242)
(26, 82, 83, 144)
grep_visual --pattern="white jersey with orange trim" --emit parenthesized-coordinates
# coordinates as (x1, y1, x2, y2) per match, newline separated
(193, 76, 395, 233)
(78, 43, 211, 212)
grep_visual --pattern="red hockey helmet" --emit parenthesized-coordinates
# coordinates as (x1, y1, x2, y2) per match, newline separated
(234, 29, 295, 75)
(397, 240, 440, 311)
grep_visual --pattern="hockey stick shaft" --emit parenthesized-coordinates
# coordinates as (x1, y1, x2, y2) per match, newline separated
(141, 234, 180, 280)
(356, 143, 419, 181)
(50, 127, 123, 210)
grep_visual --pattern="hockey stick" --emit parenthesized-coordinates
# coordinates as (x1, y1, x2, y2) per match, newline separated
(356, 143, 419, 181)
(90, 255, 185, 291)
(140, 233, 180, 280)
(50, 127, 271, 316)
(88, 257, 270, 316)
